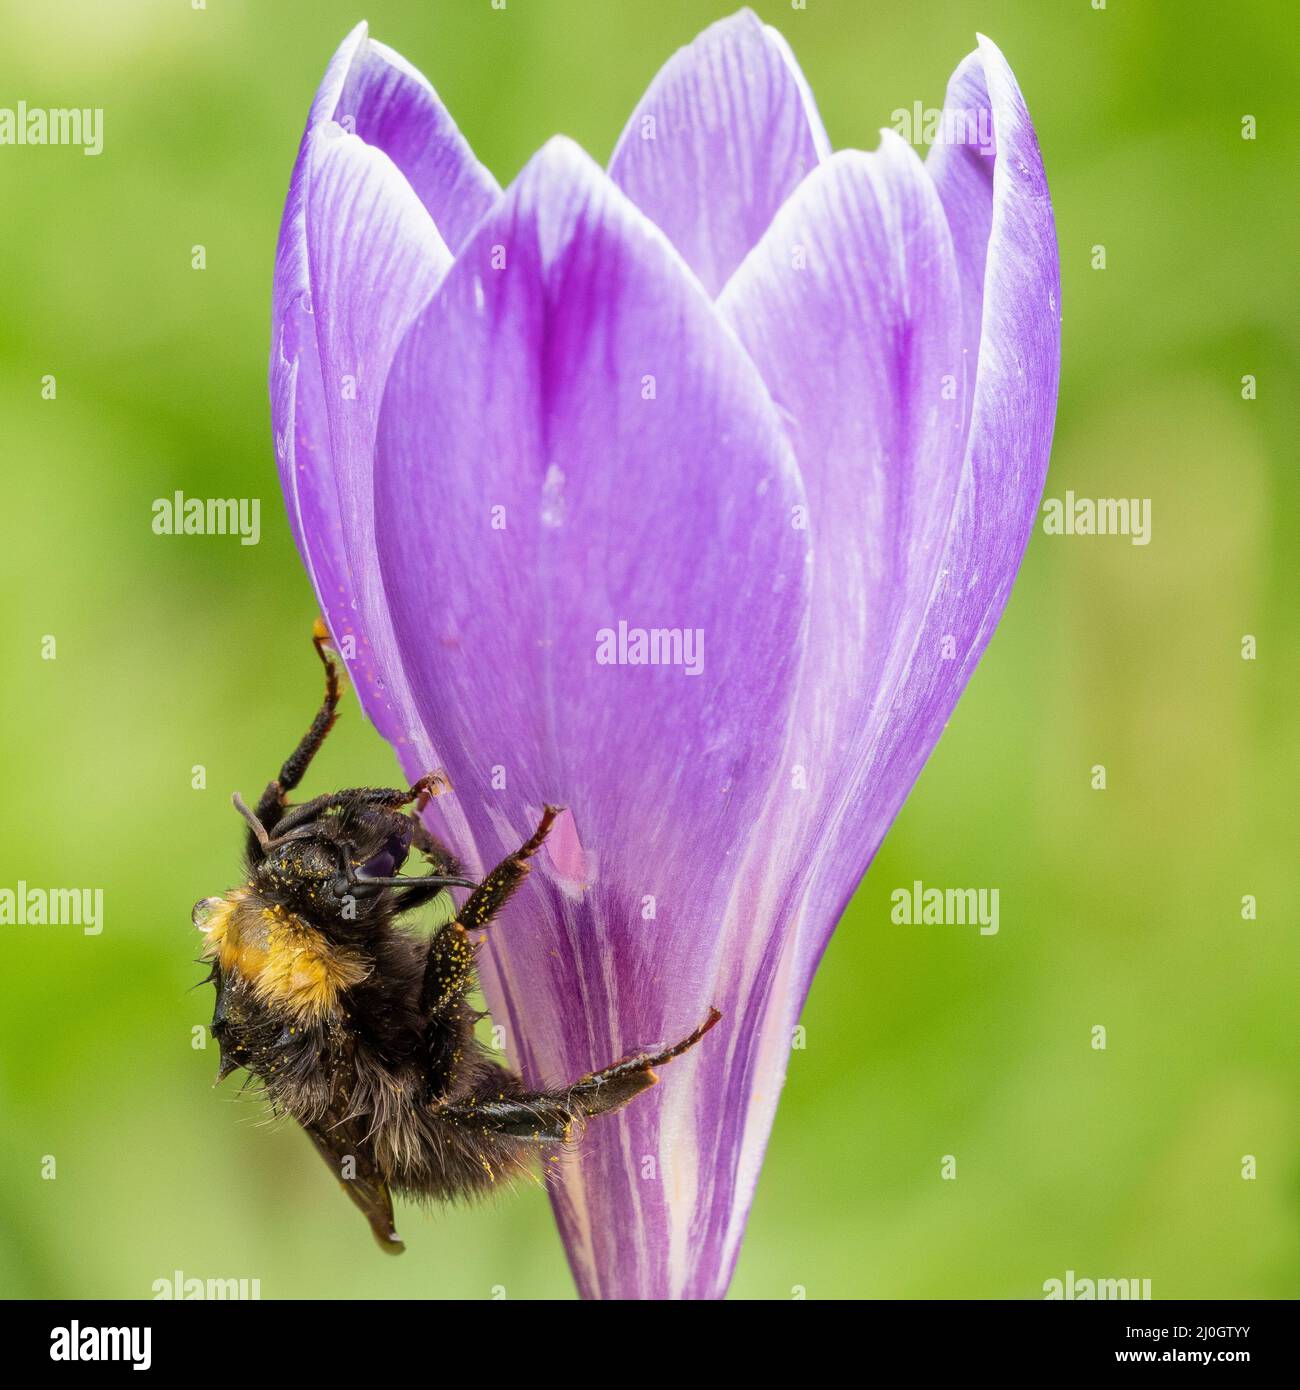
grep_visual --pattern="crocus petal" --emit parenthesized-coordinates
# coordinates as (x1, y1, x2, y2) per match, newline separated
(301, 127, 455, 760)
(373, 136, 811, 1299)
(714, 130, 968, 1279)
(271, 128, 448, 753)
(854, 32, 1059, 940)
(721, 134, 967, 810)
(708, 42, 1058, 1285)
(288, 20, 500, 255)
(333, 31, 502, 253)
(270, 21, 497, 786)
(720, 37, 1057, 979)
(608, 8, 829, 296)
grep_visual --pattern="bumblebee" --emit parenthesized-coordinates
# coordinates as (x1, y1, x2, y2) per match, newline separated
(193, 622, 720, 1252)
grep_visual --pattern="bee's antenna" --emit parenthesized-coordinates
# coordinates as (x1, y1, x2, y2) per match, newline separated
(231, 792, 271, 851)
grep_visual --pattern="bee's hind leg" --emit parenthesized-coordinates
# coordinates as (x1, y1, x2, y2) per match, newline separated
(430, 1010, 723, 1140)
(563, 1008, 723, 1118)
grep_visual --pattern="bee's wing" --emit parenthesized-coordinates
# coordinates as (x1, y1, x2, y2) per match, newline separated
(301, 1117, 404, 1255)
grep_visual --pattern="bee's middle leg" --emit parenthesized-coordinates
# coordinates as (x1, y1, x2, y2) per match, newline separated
(417, 806, 561, 1013)
(453, 805, 562, 933)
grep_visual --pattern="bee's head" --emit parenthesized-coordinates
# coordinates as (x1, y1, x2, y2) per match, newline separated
(257, 835, 347, 915)
(228, 790, 474, 934)
(245, 837, 413, 942)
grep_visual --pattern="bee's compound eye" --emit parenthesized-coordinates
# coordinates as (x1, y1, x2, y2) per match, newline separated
(192, 897, 224, 930)
(359, 850, 397, 879)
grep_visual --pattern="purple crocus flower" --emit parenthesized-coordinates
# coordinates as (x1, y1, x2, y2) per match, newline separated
(270, 10, 1058, 1299)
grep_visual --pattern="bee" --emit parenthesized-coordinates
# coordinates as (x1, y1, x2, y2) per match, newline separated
(193, 621, 720, 1252)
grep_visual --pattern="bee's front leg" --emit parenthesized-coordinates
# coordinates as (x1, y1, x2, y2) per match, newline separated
(249, 619, 342, 856)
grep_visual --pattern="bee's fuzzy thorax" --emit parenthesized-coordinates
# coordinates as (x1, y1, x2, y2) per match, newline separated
(198, 886, 370, 1022)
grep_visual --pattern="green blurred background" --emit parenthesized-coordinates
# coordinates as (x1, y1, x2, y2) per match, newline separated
(1, 0, 1295, 1300)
